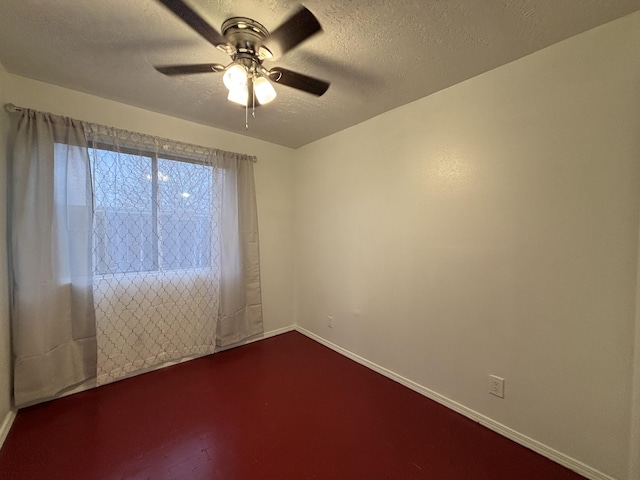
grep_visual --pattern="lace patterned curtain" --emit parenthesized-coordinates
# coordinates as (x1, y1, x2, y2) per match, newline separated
(88, 129, 227, 385)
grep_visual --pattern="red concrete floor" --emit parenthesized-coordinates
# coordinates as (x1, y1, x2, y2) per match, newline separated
(0, 331, 585, 480)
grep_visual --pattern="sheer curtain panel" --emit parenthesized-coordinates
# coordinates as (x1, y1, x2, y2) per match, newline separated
(88, 129, 223, 385)
(10, 110, 97, 407)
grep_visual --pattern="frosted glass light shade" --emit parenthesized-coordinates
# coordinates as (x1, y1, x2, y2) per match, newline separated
(223, 64, 247, 91)
(228, 86, 249, 106)
(254, 76, 277, 105)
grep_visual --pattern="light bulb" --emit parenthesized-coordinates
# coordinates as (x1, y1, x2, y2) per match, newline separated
(223, 64, 247, 91)
(227, 85, 249, 106)
(254, 76, 277, 105)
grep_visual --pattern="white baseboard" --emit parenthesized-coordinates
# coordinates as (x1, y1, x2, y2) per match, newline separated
(215, 325, 296, 353)
(0, 409, 16, 449)
(294, 326, 617, 480)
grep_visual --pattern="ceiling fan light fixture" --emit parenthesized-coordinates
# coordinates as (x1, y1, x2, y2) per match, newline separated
(223, 64, 247, 91)
(227, 85, 249, 106)
(254, 76, 277, 105)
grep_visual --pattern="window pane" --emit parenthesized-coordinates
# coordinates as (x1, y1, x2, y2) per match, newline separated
(91, 148, 155, 275)
(157, 158, 213, 270)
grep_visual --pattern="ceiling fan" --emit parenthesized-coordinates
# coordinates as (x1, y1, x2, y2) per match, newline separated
(153, 0, 330, 109)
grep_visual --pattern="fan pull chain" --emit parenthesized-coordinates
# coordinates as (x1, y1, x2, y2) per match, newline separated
(244, 78, 257, 130)
(252, 86, 256, 120)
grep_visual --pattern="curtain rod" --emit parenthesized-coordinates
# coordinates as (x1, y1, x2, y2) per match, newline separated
(4, 103, 23, 113)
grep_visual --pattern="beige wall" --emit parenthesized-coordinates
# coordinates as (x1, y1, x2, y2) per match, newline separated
(295, 11, 640, 480)
(632, 223, 640, 479)
(0, 64, 12, 430)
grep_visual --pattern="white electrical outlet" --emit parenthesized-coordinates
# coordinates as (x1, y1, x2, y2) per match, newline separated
(327, 315, 333, 328)
(489, 375, 505, 398)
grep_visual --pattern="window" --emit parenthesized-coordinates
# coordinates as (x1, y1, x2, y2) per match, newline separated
(90, 146, 217, 275)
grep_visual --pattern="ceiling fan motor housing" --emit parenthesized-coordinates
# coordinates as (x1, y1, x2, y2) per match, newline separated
(220, 17, 272, 61)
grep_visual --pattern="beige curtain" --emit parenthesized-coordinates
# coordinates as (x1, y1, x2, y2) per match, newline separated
(9, 110, 97, 407)
(216, 150, 264, 347)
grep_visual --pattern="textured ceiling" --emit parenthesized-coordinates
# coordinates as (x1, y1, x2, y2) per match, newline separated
(1, 0, 639, 148)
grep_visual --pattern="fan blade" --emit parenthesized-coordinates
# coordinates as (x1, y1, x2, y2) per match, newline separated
(156, 0, 228, 48)
(155, 63, 225, 76)
(261, 6, 322, 59)
(269, 67, 329, 96)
